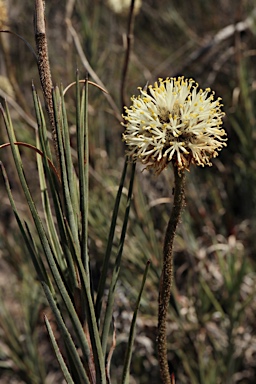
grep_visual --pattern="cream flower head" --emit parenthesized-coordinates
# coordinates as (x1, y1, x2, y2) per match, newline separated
(107, 0, 142, 15)
(122, 77, 227, 174)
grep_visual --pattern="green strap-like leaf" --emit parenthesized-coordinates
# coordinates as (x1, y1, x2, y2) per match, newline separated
(64, 220, 107, 384)
(45, 316, 76, 384)
(95, 159, 128, 323)
(32, 83, 52, 160)
(1, 101, 92, 368)
(33, 85, 71, 256)
(121, 260, 150, 384)
(0, 162, 49, 285)
(78, 76, 90, 273)
(43, 284, 90, 384)
(101, 162, 136, 357)
(52, 87, 80, 250)
(60, 83, 79, 227)
(36, 133, 66, 270)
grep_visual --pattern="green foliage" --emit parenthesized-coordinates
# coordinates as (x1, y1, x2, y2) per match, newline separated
(0, 0, 256, 383)
(0, 70, 151, 383)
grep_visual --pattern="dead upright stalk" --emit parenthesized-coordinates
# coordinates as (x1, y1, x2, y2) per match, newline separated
(120, 0, 136, 110)
(158, 165, 185, 384)
(34, 0, 58, 163)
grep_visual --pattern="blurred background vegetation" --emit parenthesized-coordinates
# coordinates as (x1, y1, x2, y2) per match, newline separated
(0, 0, 256, 383)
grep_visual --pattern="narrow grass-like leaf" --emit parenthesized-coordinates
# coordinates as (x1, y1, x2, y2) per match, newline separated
(101, 162, 136, 357)
(33, 85, 70, 256)
(45, 316, 75, 384)
(36, 133, 65, 269)
(106, 318, 116, 384)
(42, 284, 90, 384)
(32, 83, 52, 160)
(236, 287, 256, 321)
(199, 278, 225, 317)
(36, 131, 78, 290)
(95, 159, 128, 323)
(60, 83, 79, 225)
(0, 162, 49, 284)
(52, 87, 80, 249)
(121, 260, 150, 384)
(1, 101, 92, 367)
(64, 220, 107, 384)
(0, 289, 46, 381)
(74, 79, 105, 380)
(176, 349, 198, 384)
(136, 181, 161, 262)
(24, 222, 52, 287)
(0, 296, 24, 356)
(239, 61, 255, 131)
(76, 73, 89, 271)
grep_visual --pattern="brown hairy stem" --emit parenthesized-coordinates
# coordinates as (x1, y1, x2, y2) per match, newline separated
(34, 0, 59, 165)
(158, 165, 186, 384)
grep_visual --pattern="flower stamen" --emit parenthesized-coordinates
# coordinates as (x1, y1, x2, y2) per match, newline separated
(122, 77, 227, 174)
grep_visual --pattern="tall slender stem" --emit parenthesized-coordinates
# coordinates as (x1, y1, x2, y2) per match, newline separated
(34, 0, 59, 166)
(158, 164, 186, 384)
(120, 0, 136, 110)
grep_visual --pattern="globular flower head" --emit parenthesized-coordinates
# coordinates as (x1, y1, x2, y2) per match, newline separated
(107, 0, 142, 15)
(122, 77, 227, 174)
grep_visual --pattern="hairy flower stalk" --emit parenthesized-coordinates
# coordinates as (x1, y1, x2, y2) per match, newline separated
(158, 165, 185, 383)
(122, 77, 227, 383)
